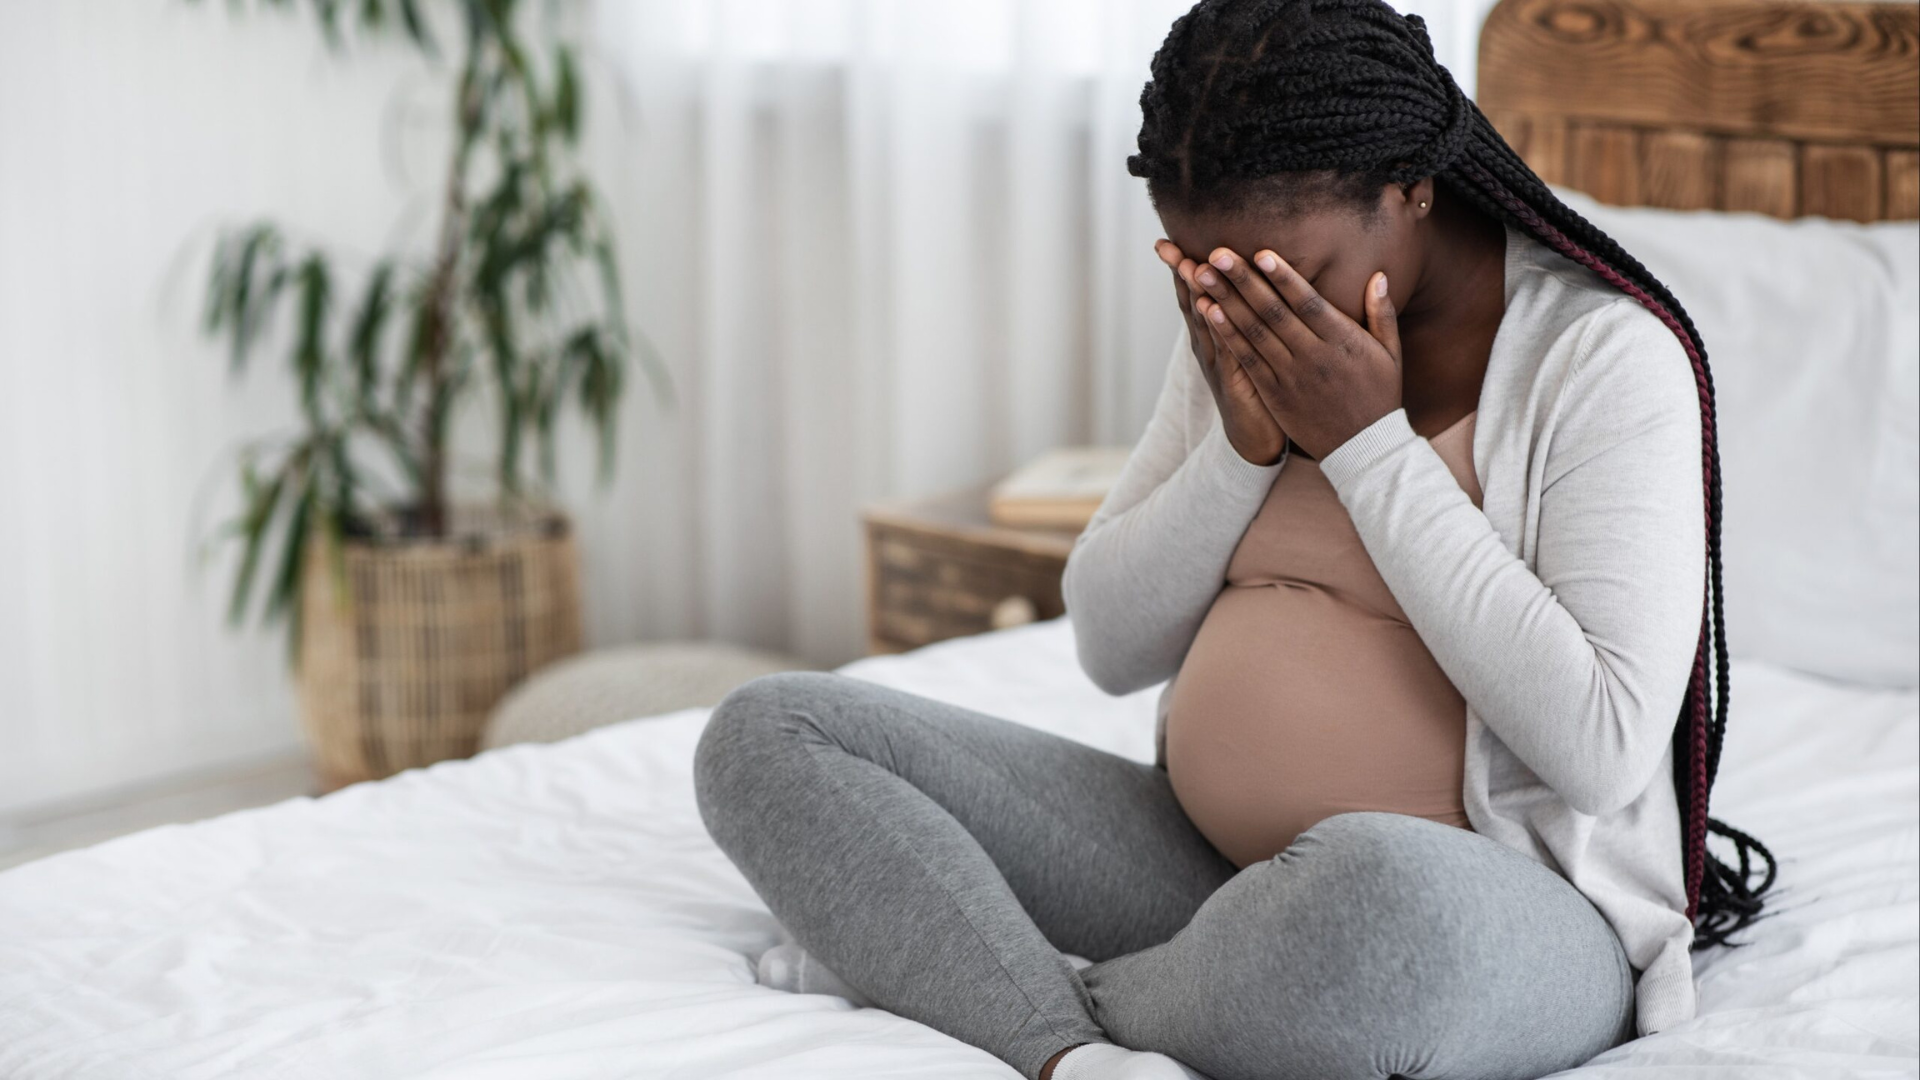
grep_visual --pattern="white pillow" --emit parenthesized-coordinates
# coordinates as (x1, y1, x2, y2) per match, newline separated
(1547, 184, 1919, 688)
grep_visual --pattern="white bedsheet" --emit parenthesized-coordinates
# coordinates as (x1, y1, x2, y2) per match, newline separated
(2, 617, 1915, 1079)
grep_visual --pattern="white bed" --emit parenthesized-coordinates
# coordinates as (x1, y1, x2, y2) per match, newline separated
(1, 615, 1915, 1078)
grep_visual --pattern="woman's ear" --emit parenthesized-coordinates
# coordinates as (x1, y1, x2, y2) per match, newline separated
(1405, 177, 1435, 217)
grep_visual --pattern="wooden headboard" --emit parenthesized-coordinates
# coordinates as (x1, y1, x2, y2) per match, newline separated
(1477, 0, 1920, 220)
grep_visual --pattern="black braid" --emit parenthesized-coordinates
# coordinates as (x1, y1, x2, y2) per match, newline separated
(1130, 0, 1776, 950)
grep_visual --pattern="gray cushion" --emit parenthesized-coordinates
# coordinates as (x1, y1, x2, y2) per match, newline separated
(482, 642, 811, 750)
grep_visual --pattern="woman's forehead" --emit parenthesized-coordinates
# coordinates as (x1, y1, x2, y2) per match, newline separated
(1158, 203, 1349, 264)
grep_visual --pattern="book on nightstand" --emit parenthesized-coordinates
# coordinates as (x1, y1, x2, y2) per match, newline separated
(987, 446, 1134, 530)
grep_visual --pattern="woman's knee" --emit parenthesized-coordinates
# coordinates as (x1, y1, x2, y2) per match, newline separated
(693, 670, 845, 818)
(1287, 812, 1466, 907)
(1285, 812, 1631, 1070)
(1273, 814, 1512, 989)
(1295, 810, 1447, 859)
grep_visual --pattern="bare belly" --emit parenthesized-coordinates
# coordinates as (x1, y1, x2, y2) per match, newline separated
(1165, 581, 1473, 869)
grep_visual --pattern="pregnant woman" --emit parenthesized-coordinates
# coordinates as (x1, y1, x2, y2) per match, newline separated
(694, 2, 1775, 1078)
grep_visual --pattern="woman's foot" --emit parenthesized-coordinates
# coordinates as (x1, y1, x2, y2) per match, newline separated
(755, 942, 874, 1006)
(1045, 1043, 1214, 1080)
(754, 940, 1096, 1010)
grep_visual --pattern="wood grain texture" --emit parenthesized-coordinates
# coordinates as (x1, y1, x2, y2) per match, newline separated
(1480, 0, 1918, 220)
(1479, 0, 1920, 147)
(862, 489, 1078, 655)
(1570, 123, 1644, 205)
(1802, 143, 1885, 220)
(1722, 137, 1801, 217)
(1889, 150, 1920, 218)
(1643, 131, 1721, 210)
(1529, 114, 1571, 186)
(1487, 109, 1572, 186)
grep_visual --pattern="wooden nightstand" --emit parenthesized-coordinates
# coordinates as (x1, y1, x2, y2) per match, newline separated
(861, 488, 1084, 655)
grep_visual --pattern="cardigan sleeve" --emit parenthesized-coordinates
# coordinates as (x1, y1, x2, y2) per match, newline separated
(1319, 301, 1707, 817)
(1062, 333, 1286, 696)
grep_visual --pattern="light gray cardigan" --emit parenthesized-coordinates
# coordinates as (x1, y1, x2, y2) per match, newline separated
(1062, 223, 1704, 1038)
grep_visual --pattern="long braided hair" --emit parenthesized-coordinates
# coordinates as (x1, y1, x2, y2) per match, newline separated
(1128, 0, 1777, 949)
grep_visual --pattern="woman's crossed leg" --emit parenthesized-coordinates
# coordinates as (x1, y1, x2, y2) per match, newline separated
(693, 671, 1633, 1080)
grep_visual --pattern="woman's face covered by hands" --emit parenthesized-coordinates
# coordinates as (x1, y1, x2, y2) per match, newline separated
(1158, 178, 1428, 339)
(1152, 179, 1433, 461)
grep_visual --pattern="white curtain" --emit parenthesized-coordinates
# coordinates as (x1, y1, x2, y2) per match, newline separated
(0, 0, 1493, 812)
(569, 0, 1194, 667)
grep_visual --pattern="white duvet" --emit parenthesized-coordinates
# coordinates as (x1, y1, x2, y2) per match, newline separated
(2, 617, 1915, 1079)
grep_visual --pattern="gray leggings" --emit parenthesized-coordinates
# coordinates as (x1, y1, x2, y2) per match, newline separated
(694, 671, 1636, 1080)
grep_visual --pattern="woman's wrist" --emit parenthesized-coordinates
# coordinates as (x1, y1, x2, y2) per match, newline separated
(1201, 422, 1288, 486)
(1318, 408, 1416, 491)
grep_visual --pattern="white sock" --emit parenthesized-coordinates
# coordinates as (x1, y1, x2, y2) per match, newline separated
(1049, 1043, 1214, 1080)
(757, 942, 1095, 1008)
(755, 942, 874, 1007)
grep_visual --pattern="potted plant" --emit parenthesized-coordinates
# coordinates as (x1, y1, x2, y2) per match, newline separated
(198, 0, 667, 788)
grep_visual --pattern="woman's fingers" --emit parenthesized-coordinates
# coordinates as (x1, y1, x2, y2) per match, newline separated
(1197, 294, 1291, 423)
(1190, 255, 1283, 359)
(1250, 248, 1348, 341)
(1178, 260, 1217, 349)
(1366, 271, 1403, 365)
(1172, 266, 1218, 378)
(1203, 249, 1320, 357)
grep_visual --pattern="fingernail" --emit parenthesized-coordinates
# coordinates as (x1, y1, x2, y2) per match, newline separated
(1210, 252, 1232, 270)
(1374, 273, 1389, 298)
(1209, 306, 1227, 324)
(1256, 252, 1278, 272)
(1197, 270, 1216, 286)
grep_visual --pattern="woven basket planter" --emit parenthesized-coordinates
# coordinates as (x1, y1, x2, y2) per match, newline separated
(297, 508, 583, 789)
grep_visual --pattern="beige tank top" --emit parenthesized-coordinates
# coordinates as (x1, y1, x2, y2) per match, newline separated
(1165, 411, 1483, 868)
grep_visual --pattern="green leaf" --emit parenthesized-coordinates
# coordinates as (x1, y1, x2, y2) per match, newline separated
(560, 327, 622, 484)
(293, 255, 332, 423)
(552, 45, 579, 143)
(497, 356, 523, 493)
(313, 0, 343, 48)
(204, 233, 235, 336)
(395, 0, 433, 53)
(363, 407, 422, 484)
(315, 475, 351, 664)
(327, 428, 359, 525)
(462, 0, 495, 39)
(264, 469, 315, 625)
(349, 260, 393, 407)
(226, 456, 288, 626)
(591, 235, 627, 336)
(216, 225, 284, 373)
(398, 275, 436, 416)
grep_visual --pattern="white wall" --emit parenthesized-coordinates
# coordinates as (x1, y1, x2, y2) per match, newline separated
(0, 2, 437, 813)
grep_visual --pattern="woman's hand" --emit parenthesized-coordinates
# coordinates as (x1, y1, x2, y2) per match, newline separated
(1185, 246, 1403, 461)
(1155, 240, 1287, 466)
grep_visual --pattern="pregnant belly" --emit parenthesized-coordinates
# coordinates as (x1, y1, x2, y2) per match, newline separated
(1165, 583, 1473, 868)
